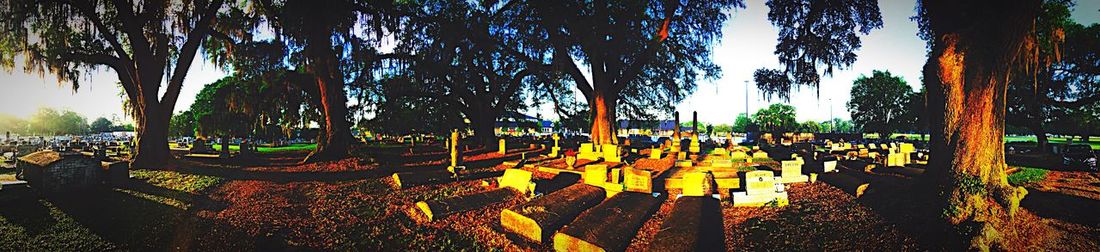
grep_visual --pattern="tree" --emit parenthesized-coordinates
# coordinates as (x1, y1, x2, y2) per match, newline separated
(231, 0, 406, 163)
(753, 0, 884, 101)
(190, 77, 250, 140)
(1005, 0, 1075, 153)
(28, 108, 88, 135)
(847, 70, 915, 138)
(907, 87, 929, 140)
(799, 121, 821, 133)
(753, 104, 798, 133)
(0, 114, 28, 135)
(90, 117, 113, 133)
(0, 0, 231, 168)
(732, 113, 753, 133)
(397, 1, 547, 146)
(524, 0, 742, 145)
(916, 0, 1042, 249)
(169, 111, 196, 138)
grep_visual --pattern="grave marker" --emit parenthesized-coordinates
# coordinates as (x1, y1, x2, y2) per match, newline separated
(499, 169, 534, 194)
(623, 167, 653, 193)
(584, 165, 608, 186)
(499, 139, 507, 155)
(682, 172, 716, 197)
(602, 144, 621, 163)
(649, 148, 662, 159)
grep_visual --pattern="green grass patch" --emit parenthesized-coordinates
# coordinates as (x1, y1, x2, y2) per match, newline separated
(1004, 136, 1100, 150)
(129, 169, 225, 194)
(210, 143, 318, 153)
(1007, 167, 1049, 186)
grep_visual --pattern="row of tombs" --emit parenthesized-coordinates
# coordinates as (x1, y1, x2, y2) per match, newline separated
(394, 133, 932, 251)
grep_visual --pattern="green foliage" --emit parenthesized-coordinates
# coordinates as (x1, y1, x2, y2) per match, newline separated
(799, 121, 822, 133)
(753, 104, 798, 133)
(0, 113, 29, 135)
(28, 108, 88, 135)
(89, 118, 113, 133)
(732, 113, 753, 133)
(847, 70, 915, 138)
(169, 111, 196, 138)
(1007, 167, 1049, 186)
(190, 77, 252, 138)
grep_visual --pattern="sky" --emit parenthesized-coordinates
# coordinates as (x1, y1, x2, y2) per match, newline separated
(1, 0, 1098, 125)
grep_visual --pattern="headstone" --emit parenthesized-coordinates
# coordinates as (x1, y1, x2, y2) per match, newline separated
(649, 148, 662, 159)
(499, 169, 534, 194)
(731, 151, 748, 160)
(682, 172, 716, 197)
(550, 134, 561, 157)
(602, 144, 621, 163)
(578, 143, 600, 160)
(584, 164, 608, 186)
(752, 151, 768, 159)
(623, 167, 652, 193)
(823, 160, 837, 173)
(780, 160, 808, 183)
(450, 129, 460, 168)
(499, 139, 507, 155)
(677, 152, 687, 160)
(712, 148, 728, 156)
(743, 171, 776, 195)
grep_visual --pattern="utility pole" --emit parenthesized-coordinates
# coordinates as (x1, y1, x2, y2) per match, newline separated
(744, 80, 749, 120)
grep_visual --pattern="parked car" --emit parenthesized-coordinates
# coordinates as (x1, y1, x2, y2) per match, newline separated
(1062, 144, 1098, 171)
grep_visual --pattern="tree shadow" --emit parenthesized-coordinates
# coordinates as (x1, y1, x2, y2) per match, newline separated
(0, 188, 54, 235)
(1021, 190, 1100, 227)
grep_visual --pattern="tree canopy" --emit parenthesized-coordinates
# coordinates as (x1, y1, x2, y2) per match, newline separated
(753, 103, 798, 133)
(847, 70, 916, 138)
(754, 0, 883, 101)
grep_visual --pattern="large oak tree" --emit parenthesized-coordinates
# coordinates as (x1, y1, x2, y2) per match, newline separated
(0, 0, 230, 168)
(525, 0, 740, 145)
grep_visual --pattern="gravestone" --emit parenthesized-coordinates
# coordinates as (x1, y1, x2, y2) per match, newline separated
(499, 139, 507, 155)
(712, 159, 733, 168)
(449, 130, 461, 170)
(823, 160, 837, 173)
(550, 134, 561, 157)
(499, 169, 534, 194)
(752, 151, 768, 159)
(584, 164, 608, 186)
(780, 160, 809, 183)
(743, 171, 776, 195)
(731, 170, 789, 207)
(578, 143, 601, 160)
(609, 168, 622, 184)
(649, 148, 662, 159)
(601, 144, 621, 163)
(623, 167, 653, 193)
(682, 172, 716, 197)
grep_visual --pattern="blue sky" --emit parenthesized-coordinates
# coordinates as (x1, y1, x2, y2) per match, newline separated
(2, 0, 1098, 125)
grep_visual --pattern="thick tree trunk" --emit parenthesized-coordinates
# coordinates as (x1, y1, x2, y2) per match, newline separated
(302, 31, 352, 163)
(1028, 123, 1050, 154)
(921, 0, 1040, 250)
(130, 107, 173, 169)
(589, 91, 617, 145)
(471, 114, 497, 147)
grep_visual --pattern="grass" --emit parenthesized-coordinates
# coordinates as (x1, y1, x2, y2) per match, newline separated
(1008, 167, 1049, 186)
(129, 169, 225, 194)
(1004, 136, 1100, 150)
(864, 133, 1100, 150)
(208, 143, 318, 153)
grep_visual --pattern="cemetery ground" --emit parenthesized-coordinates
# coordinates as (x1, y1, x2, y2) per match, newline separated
(1, 141, 1099, 251)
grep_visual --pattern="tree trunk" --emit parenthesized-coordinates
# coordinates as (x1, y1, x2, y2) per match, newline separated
(130, 107, 172, 169)
(1028, 123, 1050, 154)
(302, 30, 352, 163)
(589, 91, 617, 145)
(921, 0, 1040, 249)
(470, 112, 497, 147)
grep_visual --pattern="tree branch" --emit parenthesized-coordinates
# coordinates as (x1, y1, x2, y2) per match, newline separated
(161, 0, 225, 117)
